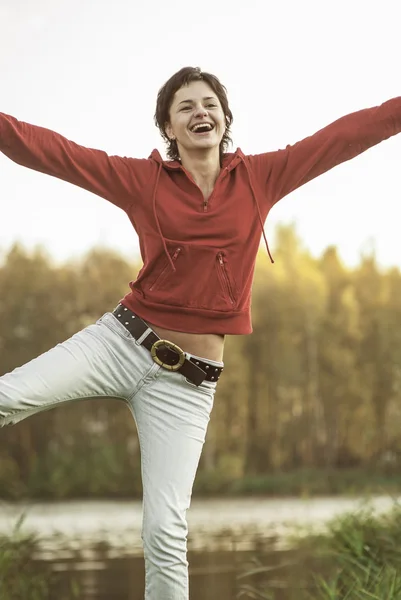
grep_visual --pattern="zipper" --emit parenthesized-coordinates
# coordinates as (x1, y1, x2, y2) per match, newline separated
(217, 252, 235, 304)
(149, 247, 181, 291)
(202, 167, 229, 213)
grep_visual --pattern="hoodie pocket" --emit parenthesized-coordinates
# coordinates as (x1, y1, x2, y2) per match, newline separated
(140, 243, 239, 312)
(149, 247, 182, 291)
(216, 252, 236, 305)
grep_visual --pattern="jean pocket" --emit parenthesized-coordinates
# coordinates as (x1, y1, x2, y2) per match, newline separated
(183, 376, 218, 394)
(97, 312, 136, 342)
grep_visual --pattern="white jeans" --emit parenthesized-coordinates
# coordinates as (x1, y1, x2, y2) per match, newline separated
(0, 312, 223, 600)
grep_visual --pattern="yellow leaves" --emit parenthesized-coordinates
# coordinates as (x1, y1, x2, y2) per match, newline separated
(2, 225, 401, 483)
(0, 244, 142, 374)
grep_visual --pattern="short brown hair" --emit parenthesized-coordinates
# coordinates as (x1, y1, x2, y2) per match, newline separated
(154, 67, 233, 161)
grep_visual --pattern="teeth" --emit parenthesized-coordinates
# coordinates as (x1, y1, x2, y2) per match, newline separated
(191, 123, 213, 132)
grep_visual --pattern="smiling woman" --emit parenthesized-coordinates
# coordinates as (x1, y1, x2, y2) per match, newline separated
(154, 66, 233, 164)
(1, 65, 401, 600)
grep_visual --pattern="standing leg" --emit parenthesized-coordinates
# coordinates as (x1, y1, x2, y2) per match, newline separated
(131, 363, 221, 600)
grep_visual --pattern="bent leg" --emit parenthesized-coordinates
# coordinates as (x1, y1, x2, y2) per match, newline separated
(0, 313, 152, 427)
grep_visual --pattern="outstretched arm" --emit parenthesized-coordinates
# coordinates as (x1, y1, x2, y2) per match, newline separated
(0, 113, 154, 211)
(247, 96, 401, 207)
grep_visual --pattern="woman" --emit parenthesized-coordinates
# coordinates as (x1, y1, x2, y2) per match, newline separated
(0, 66, 400, 600)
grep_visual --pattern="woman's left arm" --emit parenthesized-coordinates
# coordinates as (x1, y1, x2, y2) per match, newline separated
(247, 97, 401, 205)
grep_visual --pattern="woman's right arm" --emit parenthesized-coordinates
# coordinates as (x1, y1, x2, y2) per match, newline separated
(0, 112, 153, 211)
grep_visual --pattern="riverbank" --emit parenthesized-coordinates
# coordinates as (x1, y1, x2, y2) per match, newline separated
(193, 467, 401, 497)
(0, 495, 398, 554)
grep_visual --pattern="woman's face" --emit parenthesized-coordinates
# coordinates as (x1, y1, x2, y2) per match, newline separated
(166, 80, 226, 156)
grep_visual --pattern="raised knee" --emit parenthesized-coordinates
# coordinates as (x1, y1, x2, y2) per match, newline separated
(0, 382, 29, 427)
(0, 388, 15, 426)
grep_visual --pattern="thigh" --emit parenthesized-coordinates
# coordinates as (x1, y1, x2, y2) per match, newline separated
(0, 312, 155, 427)
(133, 370, 217, 516)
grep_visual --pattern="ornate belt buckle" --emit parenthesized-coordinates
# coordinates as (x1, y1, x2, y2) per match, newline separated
(151, 339, 186, 372)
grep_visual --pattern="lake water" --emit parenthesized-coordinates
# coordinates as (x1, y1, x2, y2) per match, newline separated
(0, 495, 397, 599)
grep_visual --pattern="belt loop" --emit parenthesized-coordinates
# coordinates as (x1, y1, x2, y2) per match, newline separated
(135, 327, 153, 346)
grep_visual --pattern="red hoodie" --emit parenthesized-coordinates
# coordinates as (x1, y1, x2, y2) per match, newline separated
(1, 98, 401, 334)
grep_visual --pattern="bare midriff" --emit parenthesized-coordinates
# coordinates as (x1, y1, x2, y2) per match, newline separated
(147, 322, 225, 363)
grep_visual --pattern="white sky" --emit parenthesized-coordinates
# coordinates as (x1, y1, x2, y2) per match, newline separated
(1, 0, 400, 268)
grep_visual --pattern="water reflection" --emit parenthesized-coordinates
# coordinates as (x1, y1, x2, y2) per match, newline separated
(35, 534, 284, 600)
(4, 497, 397, 599)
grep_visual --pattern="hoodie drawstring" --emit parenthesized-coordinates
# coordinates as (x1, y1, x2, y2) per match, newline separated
(152, 153, 274, 271)
(152, 163, 177, 273)
(240, 158, 275, 264)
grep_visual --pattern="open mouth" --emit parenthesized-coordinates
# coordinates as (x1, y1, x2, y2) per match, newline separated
(189, 123, 215, 135)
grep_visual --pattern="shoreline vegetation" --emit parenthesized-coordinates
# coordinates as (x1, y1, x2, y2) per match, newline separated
(1, 468, 401, 501)
(0, 516, 79, 600)
(239, 501, 401, 599)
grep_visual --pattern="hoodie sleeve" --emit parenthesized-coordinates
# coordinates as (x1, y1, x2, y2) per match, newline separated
(0, 112, 154, 211)
(247, 97, 401, 208)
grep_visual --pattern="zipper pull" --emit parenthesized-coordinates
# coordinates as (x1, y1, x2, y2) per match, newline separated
(218, 253, 224, 265)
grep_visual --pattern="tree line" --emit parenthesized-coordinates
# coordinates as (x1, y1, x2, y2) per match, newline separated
(1, 224, 401, 499)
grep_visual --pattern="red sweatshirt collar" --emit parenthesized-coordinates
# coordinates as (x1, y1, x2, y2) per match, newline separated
(148, 147, 244, 171)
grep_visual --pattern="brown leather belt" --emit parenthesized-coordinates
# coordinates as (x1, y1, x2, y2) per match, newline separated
(112, 304, 223, 387)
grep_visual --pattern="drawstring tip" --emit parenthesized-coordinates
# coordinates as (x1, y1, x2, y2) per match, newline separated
(266, 246, 275, 264)
(264, 240, 275, 264)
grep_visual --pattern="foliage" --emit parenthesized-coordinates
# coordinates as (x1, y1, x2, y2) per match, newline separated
(1, 226, 401, 499)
